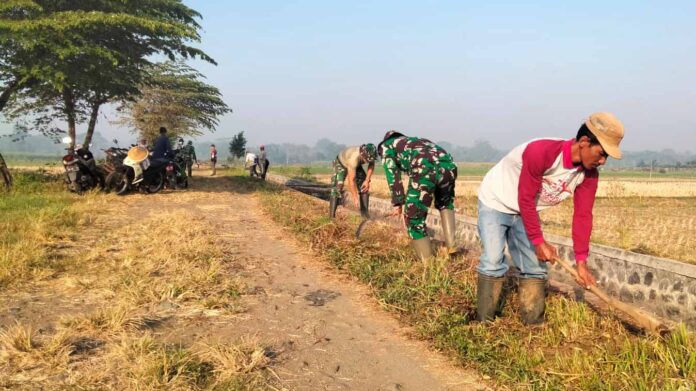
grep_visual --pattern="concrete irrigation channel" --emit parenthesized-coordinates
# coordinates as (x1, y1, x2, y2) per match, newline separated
(266, 173, 696, 331)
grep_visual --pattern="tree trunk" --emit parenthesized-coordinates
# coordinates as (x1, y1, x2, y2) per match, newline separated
(0, 78, 19, 112)
(83, 100, 102, 149)
(0, 152, 12, 191)
(62, 88, 77, 153)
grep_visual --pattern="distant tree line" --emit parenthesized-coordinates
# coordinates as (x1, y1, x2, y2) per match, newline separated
(3, 130, 695, 169)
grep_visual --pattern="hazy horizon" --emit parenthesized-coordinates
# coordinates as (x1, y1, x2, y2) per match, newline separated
(2, 1, 695, 152)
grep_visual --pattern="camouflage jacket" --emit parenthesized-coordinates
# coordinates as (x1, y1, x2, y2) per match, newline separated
(181, 145, 197, 162)
(381, 136, 454, 206)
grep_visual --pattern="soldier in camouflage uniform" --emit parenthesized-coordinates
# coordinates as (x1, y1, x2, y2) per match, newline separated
(181, 141, 197, 177)
(377, 130, 458, 262)
(329, 144, 378, 219)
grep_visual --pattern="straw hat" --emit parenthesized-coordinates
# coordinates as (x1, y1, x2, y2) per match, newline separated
(127, 146, 149, 163)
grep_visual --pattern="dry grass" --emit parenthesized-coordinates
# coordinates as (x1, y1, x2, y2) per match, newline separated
(0, 171, 277, 389)
(253, 177, 696, 390)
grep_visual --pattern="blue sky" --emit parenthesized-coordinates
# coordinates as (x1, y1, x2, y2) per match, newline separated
(5, 1, 696, 151)
(185, 0, 696, 150)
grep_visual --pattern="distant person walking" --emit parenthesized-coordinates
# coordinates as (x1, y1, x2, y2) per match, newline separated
(475, 113, 625, 325)
(210, 144, 218, 176)
(258, 145, 270, 179)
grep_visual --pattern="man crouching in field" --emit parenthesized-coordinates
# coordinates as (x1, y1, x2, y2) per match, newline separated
(476, 113, 625, 325)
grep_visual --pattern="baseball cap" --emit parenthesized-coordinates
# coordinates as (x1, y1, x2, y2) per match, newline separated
(585, 112, 625, 159)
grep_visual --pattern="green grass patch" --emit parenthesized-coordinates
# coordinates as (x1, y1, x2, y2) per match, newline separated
(238, 175, 696, 390)
(0, 170, 84, 289)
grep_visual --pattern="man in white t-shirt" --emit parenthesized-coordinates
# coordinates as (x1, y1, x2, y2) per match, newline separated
(244, 151, 258, 177)
(476, 113, 625, 325)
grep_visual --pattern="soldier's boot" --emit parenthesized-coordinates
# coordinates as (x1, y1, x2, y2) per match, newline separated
(476, 273, 505, 322)
(440, 209, 457, 255)
(359, 193, 370, 219)
(329, 195, 339, 219)
(518, 278, 546, 325)
(411, 238, 433, 278)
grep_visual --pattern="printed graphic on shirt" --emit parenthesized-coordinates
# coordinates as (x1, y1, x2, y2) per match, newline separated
(539, 171, 581, 206)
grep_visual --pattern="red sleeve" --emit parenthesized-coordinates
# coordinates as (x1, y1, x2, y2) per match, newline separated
(518, 140, 564, 246)
(572, 169, 598, 262)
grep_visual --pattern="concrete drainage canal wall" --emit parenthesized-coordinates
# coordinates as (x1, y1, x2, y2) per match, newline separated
(266, 174, 696, 330)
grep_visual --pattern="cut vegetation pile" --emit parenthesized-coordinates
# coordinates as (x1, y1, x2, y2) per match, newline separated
(249, 177, 696, 390)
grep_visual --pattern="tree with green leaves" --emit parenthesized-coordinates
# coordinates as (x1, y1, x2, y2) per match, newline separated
(0, 0, 215, 151)
(229, 131, 247, 160)
(116, 62, 231, 142)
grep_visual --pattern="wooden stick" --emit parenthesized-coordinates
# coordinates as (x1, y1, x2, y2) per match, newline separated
(555, 257, 670, 335)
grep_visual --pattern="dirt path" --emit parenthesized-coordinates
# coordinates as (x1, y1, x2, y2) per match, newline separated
(194, 177, 486, 390)
(1, 175, 486, 390)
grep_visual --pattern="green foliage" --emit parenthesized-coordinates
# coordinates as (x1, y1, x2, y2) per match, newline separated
(116, 62, 231, 142)
(0, 0, 215, 150)
(228, 131, 247, 160)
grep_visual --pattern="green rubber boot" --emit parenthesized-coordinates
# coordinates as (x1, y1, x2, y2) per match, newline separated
(411, 237, 433, 262)
(518, 278, 546, 325)
(329, 195, 339, 219)
(440, 209, 457, 254)
(476, 273, 505, 322)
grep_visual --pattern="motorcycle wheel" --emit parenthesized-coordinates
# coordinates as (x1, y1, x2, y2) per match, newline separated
(104, 172, 116, 193)
(110, 172, 130, 196)
(145, 172, 165, 193)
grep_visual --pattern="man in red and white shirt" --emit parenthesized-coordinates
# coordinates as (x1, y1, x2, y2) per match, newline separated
(210, 144, 218, 176)
(476, 112, 625, 325)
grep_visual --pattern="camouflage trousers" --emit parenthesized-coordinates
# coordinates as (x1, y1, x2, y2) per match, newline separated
(403, 163, 457, 239)
(330, 158, 367, 198)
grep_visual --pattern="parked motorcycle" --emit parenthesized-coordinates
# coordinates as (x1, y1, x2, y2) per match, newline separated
(61, 138, 104, 194)
(103, 140, 129, 176)
(105, 144, 168, 196)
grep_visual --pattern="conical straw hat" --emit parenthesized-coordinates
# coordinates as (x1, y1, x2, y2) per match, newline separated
(127, 146, 149, 163)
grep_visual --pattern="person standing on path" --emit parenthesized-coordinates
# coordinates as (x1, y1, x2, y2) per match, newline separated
(258, 145, 270, 180)
(210, 144, 218, 176)
(329, 144, 377, 219)
(181, 140, 197, 177)
(475, 112, 625, 325)
(377, 131, 458, 261)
